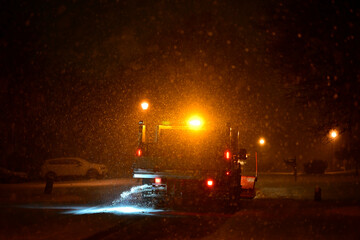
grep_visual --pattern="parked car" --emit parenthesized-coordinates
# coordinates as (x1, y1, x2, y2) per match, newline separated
(40, 158, 108, 180)
(0, 167, 28, 183)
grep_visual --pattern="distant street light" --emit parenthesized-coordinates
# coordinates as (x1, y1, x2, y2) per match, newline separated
(141, 101, 149, 111)
(330, 130, 337, 139)
(259, 138, 265, 146)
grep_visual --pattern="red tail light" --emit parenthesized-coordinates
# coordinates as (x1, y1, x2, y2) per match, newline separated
(226, 171, 231, 176)
(155, 177, 161, 184)
(136, 148, 142, 157)
(207, 179, 214, 187)
(225, 150, 231, 160)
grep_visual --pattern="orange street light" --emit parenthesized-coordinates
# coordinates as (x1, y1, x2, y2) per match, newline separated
(330, 130, 337, 139)
(259, 138, 265, 146)
(141, 101, 149, 111)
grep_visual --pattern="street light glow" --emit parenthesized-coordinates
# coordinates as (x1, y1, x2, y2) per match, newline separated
(259, 138, 265, 145)
(330, 130, 337, 139)
(141, 101, 149, 110)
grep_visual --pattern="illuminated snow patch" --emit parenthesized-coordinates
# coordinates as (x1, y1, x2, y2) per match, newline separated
(66, 205, 163, 215)
(119, 184, 150, 199)
(112, 184, 154, 206)
(66, 184, 165, 215)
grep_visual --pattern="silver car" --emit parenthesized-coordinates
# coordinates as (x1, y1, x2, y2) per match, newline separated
(40, 158, 107, 180)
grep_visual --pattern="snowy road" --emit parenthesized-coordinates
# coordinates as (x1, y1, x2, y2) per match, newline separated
(1, 174, 360, 239)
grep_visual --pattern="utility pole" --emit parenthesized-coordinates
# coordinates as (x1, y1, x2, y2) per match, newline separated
(284, 157, 297, 181)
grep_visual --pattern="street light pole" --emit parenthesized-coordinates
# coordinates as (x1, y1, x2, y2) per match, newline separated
(255, 151, 258, 178)
(256, 137, 265, 178)
(330, 130, 337, 170)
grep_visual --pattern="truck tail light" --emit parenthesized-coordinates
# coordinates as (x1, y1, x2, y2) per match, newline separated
(206, 179, 214, 187)
(136, 148, 142, 157)
(155, 177, 161, 184)
(225, 150, 231, 160)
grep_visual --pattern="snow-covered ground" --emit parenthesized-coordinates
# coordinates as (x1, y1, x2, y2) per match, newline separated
(1, 174, 360, 240)
(0, 178, 139, 189)
(0, 178, 140, 204)
(1, 173, 359, 204)
(255, 173, 360, 200)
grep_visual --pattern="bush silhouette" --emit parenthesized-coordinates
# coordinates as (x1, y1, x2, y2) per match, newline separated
(304, 159, 327, 174)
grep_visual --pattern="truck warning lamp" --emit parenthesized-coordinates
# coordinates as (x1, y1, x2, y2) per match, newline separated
(155, 177, 162, 184)
(187, 115, 204, 130)
(225, 150, 231, 160)
(136, 148, 142, 157)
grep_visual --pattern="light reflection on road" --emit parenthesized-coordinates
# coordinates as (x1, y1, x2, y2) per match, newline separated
(65, 205, 164, 215)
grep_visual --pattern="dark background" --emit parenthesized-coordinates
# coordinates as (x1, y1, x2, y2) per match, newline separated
(1, 0, 359, 176)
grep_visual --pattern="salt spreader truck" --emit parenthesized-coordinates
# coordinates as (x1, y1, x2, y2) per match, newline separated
(132, 117, 257, 206)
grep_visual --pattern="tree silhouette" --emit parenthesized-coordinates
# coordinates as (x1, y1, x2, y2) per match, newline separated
(263, 0, 359, 172)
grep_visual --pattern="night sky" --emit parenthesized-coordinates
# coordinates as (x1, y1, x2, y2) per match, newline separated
(1, 0, 359, 173)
